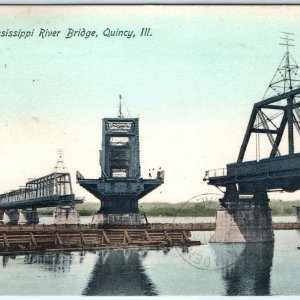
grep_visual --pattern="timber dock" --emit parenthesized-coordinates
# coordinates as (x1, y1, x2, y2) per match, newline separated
(150, 222, 300, 231)
(0, 221, 298, 254)
(0, 224, 198, 255)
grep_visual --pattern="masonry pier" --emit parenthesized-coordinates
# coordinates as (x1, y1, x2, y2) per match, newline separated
(294, 206, 300, 222)
(53, 205, 80, 225)
(3, 209, 19, 225)
(18, 209, 39, 225)
(210, 206, 274, 243)
(91, 212, 148, 226)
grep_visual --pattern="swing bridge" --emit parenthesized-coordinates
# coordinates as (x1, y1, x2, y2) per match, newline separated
(204, 33, 300, 204)
(203, 33, 300, 242)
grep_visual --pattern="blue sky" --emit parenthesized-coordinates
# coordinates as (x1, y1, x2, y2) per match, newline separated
(1, 6, 300, 202)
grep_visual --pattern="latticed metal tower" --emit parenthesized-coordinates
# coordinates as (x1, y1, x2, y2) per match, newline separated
(263, 32, 299, 99)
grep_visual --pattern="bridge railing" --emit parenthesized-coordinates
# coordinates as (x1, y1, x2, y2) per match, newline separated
(204, 168, 227, 180)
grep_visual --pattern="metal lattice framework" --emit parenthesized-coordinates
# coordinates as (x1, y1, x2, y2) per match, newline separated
(238, 33, 300, 162)
(77, 101, 164, 215)
(238, 87, 300, 162)
(205, 35, 300, 206)
(0, 172, 83, 209)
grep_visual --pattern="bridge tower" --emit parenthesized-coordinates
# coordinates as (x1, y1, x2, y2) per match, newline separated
(77, 96, 164, 225)
(204, 33, 300, 242)
(52, 150, 81, 225)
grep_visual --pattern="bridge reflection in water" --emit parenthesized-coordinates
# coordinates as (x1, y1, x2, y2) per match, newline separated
(213, 243, 274, 296)
(23, 252, 75, 273)
(1, 249, 157, 296)
(0, 243, 274, 296)
(2, 251, 84, 272)
(82, 249, 157, 296)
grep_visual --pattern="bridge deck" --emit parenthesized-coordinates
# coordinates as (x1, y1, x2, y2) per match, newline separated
(0, 172, 83, 210)
(0, 195, 83, 210)
(205, 153, 300, 193)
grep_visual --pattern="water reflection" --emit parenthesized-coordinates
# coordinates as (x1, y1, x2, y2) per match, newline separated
(2, 252, 86, 273)
(0, 242, 275, 296)
(0, 248, 157, 296)
(2, 255, 11, 267)
(82, 249, 157, 296)
(24, 252, 74, 273)
(216, 243, 274, 296)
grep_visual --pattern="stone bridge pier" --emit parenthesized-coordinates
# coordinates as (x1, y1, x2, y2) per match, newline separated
(295, 206, 300, 222)
(53, 205, 80, 225)
(0, 209, 39, 225)
(210, 190, 274, 243)
(1, 209, 19, 225)
(18, 208, 39, 225)
(210, 206, 274, 243)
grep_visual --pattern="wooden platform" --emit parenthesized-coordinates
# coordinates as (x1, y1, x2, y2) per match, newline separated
(0, 225, 198, 254)
(150, 222, 300, 231)
(272, 222, 300, 230)
(0, 221, 298, 254)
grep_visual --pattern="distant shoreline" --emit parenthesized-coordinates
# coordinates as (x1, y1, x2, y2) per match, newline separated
(38, 200, 300, 217)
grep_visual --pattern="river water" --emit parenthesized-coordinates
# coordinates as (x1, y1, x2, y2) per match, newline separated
(0, 216, 299, 296)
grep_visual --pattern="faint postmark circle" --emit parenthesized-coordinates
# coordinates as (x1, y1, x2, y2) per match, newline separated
(172, 193, 245, 271)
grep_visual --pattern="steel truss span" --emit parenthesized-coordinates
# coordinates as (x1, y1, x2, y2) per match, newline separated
(0, 172, 83, 210)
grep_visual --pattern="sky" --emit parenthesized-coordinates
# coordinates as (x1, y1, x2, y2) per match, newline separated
(1, 5, 300, 203)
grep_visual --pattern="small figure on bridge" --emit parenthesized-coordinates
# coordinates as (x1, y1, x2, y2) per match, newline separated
(157, 167, 164, 180)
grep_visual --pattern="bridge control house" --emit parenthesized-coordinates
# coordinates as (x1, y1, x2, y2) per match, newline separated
(77, 116, 164, 225)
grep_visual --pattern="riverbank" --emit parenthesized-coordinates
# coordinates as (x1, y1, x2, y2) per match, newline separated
(38, 200, 300, 217)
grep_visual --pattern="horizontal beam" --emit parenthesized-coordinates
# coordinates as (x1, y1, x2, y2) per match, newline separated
(252, 128, 278, 134)
(293, 102, 300, 109)
(0, 195, 81, 210)
(255, 87, 300, 108)
(26, 172, 70, 184)
(261, 104, 285, 110)
(261, 101, 300, 110)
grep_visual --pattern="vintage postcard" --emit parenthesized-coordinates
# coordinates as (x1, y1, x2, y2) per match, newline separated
(0, 5, 299, 297)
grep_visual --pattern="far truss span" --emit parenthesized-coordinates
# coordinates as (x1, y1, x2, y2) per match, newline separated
(0, 172, 84, 210)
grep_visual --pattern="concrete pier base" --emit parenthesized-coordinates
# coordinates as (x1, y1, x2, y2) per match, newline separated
(0, 211, 4, 223)
(210, 206, 274, 243)
(53, 206, 80, 225)
(295, 207, 300, 222)
(3, 209, 19, 225)
(91, 212, 148, 226)
(18, 209, 39, 225)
